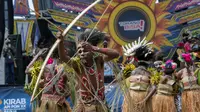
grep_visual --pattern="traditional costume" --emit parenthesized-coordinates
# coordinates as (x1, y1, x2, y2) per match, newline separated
(176, 29, 192, 56)
(73, 58, 108, 112)
(36, 59, 72, 112)
(152, 60, 177, 112)
(176, 53, 200, 112)
(150, 52, 165, 85)
(24, 38, 72, 112)
(122, 37, 154, 112)
(67, 29, 119, 112)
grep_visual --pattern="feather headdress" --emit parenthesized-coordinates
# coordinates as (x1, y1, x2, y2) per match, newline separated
(122, 37, 153, 56)
(122, 37, 154, 61)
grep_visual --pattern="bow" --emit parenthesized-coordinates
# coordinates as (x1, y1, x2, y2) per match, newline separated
(31, 0, 101, 102)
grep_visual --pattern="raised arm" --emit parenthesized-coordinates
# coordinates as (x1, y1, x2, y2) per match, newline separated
(93, 47, 119, 62)
(56, 32, 71, 63)
(80, 42, 119, 62)
(25, 48, 48, 74)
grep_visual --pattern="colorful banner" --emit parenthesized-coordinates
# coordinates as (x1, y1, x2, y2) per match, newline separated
(52, 0, 101, 14)
(14, 20, 34, 54)
(166, 0, 200, 12)
(48, 9, 96, 29)
(170, 6, 200, 24)
(0, 86, 31, 112)
(14, 0, 29, 16)
(165, 21, 200, 58)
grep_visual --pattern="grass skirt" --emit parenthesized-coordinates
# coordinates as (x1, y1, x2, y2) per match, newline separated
(73, 101, 108, 112)
(122, 90, 152, 112)
(36, 100, 71, 112)
(152, 94, 176, 112)
(182, 90, 200, 112)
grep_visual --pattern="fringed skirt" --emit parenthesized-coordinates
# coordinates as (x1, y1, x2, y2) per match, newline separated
(122, 90, 152, 112)
(36, 94, 71, 112)
(152, 94, 176, 112)
(182, 90, 200, 112)
(36, 100, 71, 112)
(73, 101, 109, 112)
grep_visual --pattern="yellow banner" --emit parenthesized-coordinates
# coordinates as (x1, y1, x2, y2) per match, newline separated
(171, 6, 200, 24)
(14, 20, 34, 55)
(48, 9, 96, 28)
(179, 12, 200, 24)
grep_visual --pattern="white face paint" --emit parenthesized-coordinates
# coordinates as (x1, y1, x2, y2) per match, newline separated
(154, 61, 163, 69)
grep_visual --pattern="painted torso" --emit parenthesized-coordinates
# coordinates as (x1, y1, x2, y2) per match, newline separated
(42, 59, 70, 97)
(75, 57, 105, 103)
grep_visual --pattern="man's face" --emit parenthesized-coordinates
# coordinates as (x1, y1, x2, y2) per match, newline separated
(77, 41, 93, 60)
(154, 61, 163, 70)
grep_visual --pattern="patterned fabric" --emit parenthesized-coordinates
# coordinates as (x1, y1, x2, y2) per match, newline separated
(14, 20, 34, 54)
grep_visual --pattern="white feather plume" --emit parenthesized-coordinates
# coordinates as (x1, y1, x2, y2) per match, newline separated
(122, 37, 153, 56)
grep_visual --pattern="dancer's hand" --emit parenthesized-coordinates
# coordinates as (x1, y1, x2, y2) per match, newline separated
(81, 42, 95, 52)
(56, 31, 64, 41)
(38, 48, 48, 56)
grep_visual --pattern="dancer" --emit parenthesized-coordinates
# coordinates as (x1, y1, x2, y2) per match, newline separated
(153, 51, 164, 72)
(57, 29, 119, 112)
(25, 38, 72, 112)
(189, 33, 200, 61)
(150, 51, 164, 86)
(176, 29, 192, 57)
(152, 60, 177, 112)
(122, 37, 154, 112)
(176, 53, 200, 112)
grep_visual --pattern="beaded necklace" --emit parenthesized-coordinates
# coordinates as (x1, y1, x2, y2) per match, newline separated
(80, 56, 104, 103)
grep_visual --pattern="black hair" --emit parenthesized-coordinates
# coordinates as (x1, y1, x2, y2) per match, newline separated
(182, 32, 190, 38)
(78, 29, 105, 46)
(37, 37, 56, 49)
(36, 37, 58, 58)
(182, 30, 192, 43)
(164, 68, 174, 75)
(135, 46, 154, 61)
